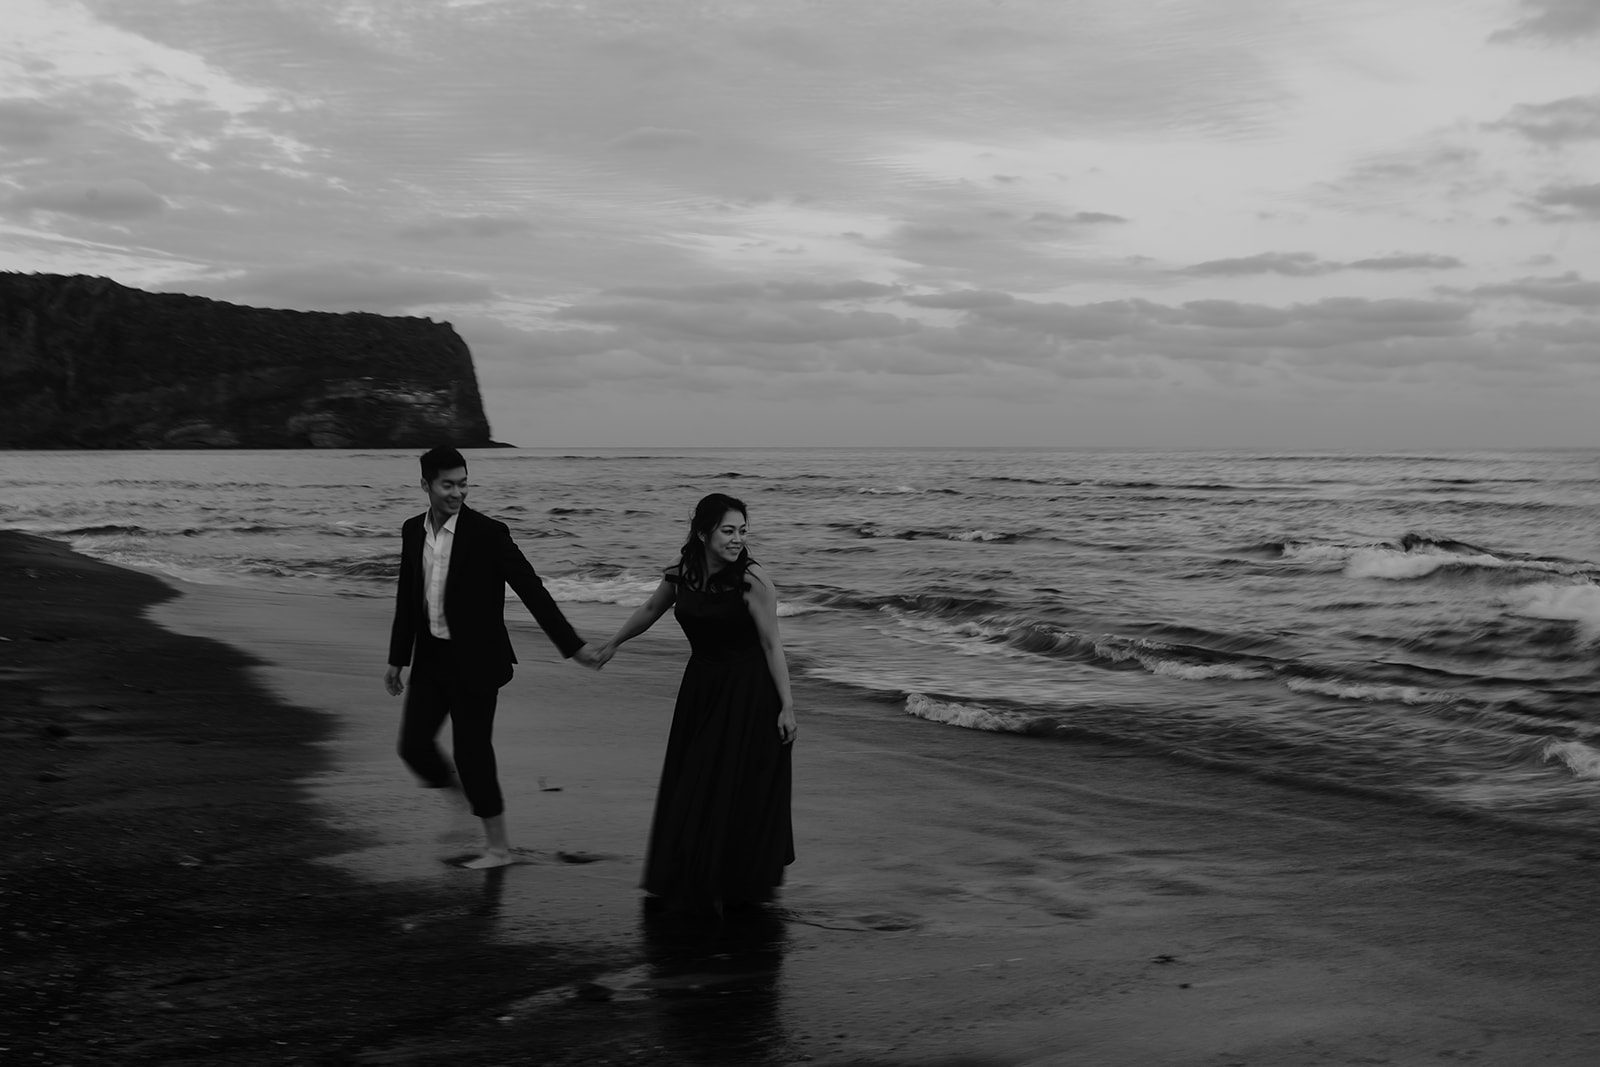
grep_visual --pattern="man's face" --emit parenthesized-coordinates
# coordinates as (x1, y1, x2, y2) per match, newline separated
(424, 466, 469, 519)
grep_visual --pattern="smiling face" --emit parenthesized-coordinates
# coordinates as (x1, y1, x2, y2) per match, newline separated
(423, 465, 469, 525)
(700, 508, 748, 570)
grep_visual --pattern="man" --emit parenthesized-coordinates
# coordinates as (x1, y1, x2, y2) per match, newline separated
(385, 446, 601, 869)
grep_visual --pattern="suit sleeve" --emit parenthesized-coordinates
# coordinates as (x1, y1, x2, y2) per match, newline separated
(494, 522, 585, 658)
(388, 521, 419, 667)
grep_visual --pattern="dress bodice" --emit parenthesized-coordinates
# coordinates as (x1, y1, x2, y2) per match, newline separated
(669, 561, 762, 662)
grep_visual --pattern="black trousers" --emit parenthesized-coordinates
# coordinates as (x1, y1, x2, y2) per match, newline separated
(397, 630, 504, 818)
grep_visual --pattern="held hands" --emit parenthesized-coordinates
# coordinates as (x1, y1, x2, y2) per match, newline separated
(572, 643, 615, 671)
(777, 705, 798, 745)
(384, 665, 405, 697)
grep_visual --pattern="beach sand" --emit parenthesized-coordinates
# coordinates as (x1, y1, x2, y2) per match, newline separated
(6, 529, 1600, 1065)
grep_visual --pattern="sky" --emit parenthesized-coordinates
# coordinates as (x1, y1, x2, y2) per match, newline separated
(2, 0, 1598, 449)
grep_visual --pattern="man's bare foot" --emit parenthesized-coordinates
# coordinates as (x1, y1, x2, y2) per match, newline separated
(461, 849, 514, 870)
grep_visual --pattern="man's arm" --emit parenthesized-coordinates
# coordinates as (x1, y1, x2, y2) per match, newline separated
(386, 520, 418, 691)
(492, 521, 586, 659)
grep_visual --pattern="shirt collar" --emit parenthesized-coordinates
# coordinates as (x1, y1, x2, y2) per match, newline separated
(424, 509, 461, 536)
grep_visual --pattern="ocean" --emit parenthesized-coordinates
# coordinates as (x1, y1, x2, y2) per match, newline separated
(6, 446, 1600, 838)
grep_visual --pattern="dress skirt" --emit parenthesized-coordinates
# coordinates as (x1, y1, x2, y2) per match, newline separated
(642, 647, 795, 905)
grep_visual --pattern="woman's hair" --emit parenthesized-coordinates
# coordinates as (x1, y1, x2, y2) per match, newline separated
(676, 492, 749, 589)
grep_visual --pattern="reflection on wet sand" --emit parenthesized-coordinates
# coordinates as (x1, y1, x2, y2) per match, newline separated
(470, 864, 508, 919)
(639, 903, 788, 1062)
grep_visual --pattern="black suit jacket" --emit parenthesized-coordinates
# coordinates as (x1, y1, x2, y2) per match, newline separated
(388, 504, 583, 689)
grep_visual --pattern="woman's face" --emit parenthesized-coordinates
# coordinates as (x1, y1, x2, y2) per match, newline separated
(702, 509, 747, 567)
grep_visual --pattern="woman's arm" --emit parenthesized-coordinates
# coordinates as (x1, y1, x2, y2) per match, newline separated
(599, 578, 677, 662)
(745, 564, 797, 744)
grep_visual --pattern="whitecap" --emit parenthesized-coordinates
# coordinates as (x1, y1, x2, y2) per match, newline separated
(1505, 582, 1600, 641)
(1145, 659, 1265, 681)
(1344, 548, 1456, 580)
(951, 529, 1011, 542)
(1541, 738, 1600, 780)
(905, 692, 1019, 733)
(539, 574, 662, 604)
(1284, 677, 1451, 705)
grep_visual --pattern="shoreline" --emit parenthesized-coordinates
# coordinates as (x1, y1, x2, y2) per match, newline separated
(10, 530, 1600, 1065)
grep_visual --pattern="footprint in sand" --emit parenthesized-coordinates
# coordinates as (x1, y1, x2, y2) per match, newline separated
(442, 851, 521, 869)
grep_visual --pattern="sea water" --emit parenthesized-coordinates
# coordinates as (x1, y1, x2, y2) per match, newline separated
(5, 447, 1599, 836)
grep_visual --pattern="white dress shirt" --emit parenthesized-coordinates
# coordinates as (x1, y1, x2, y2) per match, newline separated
(421, 510, 458, 640)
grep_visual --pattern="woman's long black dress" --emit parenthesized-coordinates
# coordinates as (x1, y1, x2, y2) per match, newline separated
(642, 562, 794, 906)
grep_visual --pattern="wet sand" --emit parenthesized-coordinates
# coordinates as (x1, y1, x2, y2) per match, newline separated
(6, 530, 1600, 1065)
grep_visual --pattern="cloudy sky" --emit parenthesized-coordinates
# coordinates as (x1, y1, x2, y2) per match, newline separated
(3, 0, 1598, 448)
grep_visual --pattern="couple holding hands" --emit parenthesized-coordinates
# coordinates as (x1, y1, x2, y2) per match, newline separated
(384, 447, 795, 914)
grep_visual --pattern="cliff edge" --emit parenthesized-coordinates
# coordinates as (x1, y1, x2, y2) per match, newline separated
(0, 272, 497, 449)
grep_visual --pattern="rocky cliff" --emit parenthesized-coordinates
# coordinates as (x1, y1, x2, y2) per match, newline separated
(0, 272, 497, 448)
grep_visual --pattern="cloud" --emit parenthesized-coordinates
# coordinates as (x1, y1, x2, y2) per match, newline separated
(1528, 183, 1600, 220)
(903, 289, 1016, 310)
(1318, 142, 1491, 212)
(555, 300, 922, 345)
(535, 290, 1479, 381)
(1179, 300, 1293, 329)
(1342, 145, 1481, 184)
(607, 280, 900, 302)
(1297, 297, 1469, 326)
(605, 126, 704, 151)
(1489, 94, 1600, 144)
(1021, 210, 1129, 231)
(1185, 252, 1333, 276)
(1345, 253, 1464, 271)
(0, 98, 79, 147)
(1183, 252, 1463, 276)
(967, 295, 1472, 352)
(1504, 320, 1600, 344)
(396, 215, 536, 241)
(1492, 0, 1600, 41)
(169, 261, 497, 313)
(862, 204, 1150, 291)
(1469, 272, 1600, 307)
(974, 298, 1173, 339)
(892, 223, 987, 245)
(9, 179, 166, 221)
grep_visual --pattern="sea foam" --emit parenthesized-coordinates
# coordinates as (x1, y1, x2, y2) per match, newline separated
(1541, 739, 1600, 780)
(905, 692, 1017, 732)
(1284, 677, 1452, 705)
(541, 575, 666, 604)
(1345, 546, 1582, 582)
(1506, 583, 1600, 641)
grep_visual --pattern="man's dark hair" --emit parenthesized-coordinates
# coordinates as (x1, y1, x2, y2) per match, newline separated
(419, 446, 468, 482)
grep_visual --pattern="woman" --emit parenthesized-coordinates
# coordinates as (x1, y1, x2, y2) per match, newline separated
(599, 493, 797, 913)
